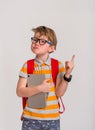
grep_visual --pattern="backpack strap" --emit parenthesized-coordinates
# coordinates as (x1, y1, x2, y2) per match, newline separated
(51, 58, 65, 114)
(51, 58, 59, 84)
(27, 59, 34, 74)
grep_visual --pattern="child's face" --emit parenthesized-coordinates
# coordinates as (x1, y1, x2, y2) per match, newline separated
(31, 32, 55, 56)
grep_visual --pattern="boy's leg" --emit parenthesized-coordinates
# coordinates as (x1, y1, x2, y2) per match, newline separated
(22, 118, 42, 130)
(41, 119, 60, 130)
(22, 118, 60, 130)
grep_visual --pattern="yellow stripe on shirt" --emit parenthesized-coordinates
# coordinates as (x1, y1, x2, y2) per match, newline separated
(21, 67, 27, 73)
(47, 95, 58, 101)
(24, 110, 59, 118)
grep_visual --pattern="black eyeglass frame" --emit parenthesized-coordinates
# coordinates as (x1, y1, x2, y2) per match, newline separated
(31, 37, 53, 45)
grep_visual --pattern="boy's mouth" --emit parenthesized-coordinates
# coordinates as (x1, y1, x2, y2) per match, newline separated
(33, 46, 39, 49)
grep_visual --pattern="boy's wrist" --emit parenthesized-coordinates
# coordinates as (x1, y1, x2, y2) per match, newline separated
(37, 85, 42, 92)
(63, 74, 72, 82)
(65, 73, 71, 78)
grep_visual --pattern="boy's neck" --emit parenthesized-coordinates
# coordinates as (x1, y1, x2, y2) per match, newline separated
(36, 54, 49, 63)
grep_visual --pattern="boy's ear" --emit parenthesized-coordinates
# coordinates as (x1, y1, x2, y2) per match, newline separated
(49, 45, 55, 53)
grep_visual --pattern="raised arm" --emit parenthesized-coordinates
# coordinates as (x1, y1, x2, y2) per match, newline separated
(55, 55, 75, 97)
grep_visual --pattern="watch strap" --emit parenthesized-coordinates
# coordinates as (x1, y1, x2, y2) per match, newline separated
(63, 74, 72, 82)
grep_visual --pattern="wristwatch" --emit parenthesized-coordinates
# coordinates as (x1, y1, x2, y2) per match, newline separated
(63, 74, 72, 82)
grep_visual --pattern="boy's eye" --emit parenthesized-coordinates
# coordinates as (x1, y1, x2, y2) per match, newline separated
(33, 39, 38, 42)
(40, 39, 46, 44)
(31, 37, 38, 43)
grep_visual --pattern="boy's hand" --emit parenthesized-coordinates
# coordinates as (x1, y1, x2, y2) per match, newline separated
(39, 79, 51, 93)
(65, 55, 75, 76)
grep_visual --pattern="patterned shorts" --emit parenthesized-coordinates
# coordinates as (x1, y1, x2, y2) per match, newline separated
(22, 118, 60, 130)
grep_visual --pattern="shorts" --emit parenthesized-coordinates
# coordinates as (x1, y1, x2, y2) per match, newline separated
(22, 118, 60, 130)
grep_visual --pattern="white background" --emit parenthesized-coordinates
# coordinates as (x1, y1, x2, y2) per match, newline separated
(0, 0, 95, 130)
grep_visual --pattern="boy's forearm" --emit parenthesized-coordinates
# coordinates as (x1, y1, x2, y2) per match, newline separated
(16, 77, 42, 97)
(16, 86, 41, 97)
(55, 79, 68, 97)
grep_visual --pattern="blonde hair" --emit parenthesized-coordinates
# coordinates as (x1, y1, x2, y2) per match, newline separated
(32, 26, 57, 49)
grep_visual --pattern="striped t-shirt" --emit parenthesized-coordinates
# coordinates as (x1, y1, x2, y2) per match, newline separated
(19, 57, 65, 120)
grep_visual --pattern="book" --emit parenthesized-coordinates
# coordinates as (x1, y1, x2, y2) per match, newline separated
(27, 74, 47, 108)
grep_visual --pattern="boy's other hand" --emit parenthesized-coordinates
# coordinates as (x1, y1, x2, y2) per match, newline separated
(39, 79, 51, 93)
(65, 55, 75, 76)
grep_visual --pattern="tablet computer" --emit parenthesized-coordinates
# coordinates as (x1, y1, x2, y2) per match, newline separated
(27, 74, 47, 108)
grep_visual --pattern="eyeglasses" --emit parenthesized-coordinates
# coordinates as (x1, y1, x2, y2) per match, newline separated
(31, 37, 53, 45)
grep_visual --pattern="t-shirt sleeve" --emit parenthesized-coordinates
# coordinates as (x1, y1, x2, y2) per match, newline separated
(57, 61, 65, 78)
(19, 62, 27, 78)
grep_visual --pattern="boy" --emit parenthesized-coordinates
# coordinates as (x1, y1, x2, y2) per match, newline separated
(16, 26, 75, 130)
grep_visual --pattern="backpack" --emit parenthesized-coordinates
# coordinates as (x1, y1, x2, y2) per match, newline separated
(21, 58, 65, 120)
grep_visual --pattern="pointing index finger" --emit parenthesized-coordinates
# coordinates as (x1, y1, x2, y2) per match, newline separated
(71, 55, 75, 62)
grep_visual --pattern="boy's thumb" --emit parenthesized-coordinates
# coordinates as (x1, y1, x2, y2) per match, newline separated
(45, 78, 51, 83)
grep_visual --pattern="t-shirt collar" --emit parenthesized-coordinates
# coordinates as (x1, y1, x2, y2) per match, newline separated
(35, 56, 51, 66)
